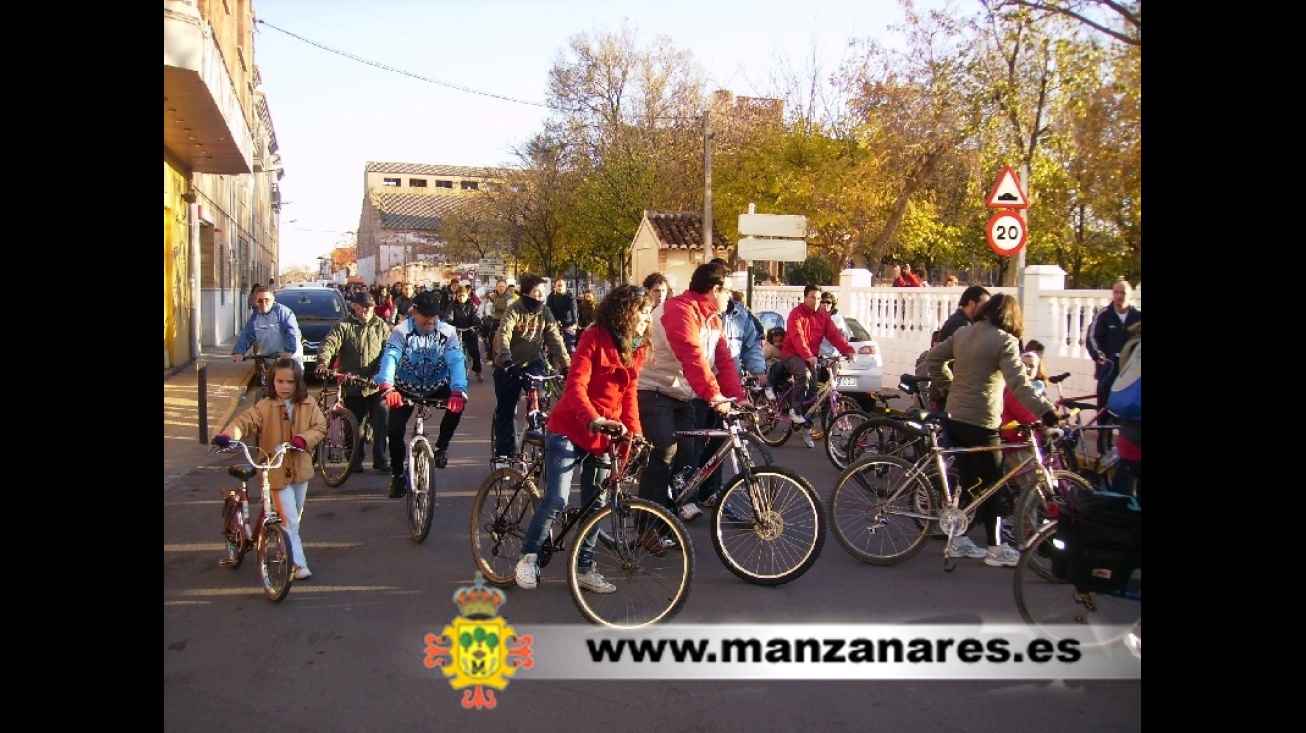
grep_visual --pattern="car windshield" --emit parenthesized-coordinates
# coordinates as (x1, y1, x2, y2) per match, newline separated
(277, 291, 345, 320)
(843, 317, 872, 342)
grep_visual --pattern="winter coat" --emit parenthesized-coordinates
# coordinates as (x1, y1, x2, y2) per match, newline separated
(316, 312, 391, 397)
(547, 326, 644, 455)
(925, 320, 1054, 430)
(227, 396, 327, 489)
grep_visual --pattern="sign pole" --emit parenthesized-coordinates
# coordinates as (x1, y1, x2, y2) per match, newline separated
(1016, 163, 1029, 304)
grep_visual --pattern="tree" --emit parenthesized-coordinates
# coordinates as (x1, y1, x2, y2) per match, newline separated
(785, 253, 836, 286)
(989, 0, 1141, 46)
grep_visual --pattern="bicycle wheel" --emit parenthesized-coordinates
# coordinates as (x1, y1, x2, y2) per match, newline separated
(845, 415, 930, 465)
(221, 497, 246, 569)
(568, 498, 693, 628)
(748, 388, 791, 447)
(1014, 521, 1141, 651)
(258, 523, 293, 602)
(827, 454, 936, 565)
(820, 395, 862, 435)
(317, 407, 360, 487)
(1012, 469, 1096, 581)
(710, 466, 825, 585)
(469, 468, 539, 587)
(823, 408, 873, 470)
(407, 442, 435, 543)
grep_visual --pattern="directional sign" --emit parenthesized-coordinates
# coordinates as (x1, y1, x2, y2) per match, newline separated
(985, 165, 1029, 209)
(986, 211, 1028, 256)
(736, 236, 808, 262)
(738, 213, 807, 238)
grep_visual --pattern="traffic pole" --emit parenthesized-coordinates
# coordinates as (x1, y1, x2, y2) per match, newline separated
(197, 362, 208, 443)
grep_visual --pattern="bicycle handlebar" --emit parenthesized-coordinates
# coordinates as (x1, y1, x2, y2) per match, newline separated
(212, 439, 305, 469)
(318, 369, 374, 388)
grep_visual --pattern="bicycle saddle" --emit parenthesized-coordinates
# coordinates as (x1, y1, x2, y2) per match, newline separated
(228, 465, 257, 482)
(523, 429, 545, 447)
(898, 374, 931, 392)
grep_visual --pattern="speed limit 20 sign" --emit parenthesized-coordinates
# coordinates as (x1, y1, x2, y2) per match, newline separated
(985, 211, 1028, 257)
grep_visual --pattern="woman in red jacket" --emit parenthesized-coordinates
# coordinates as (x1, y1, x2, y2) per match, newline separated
(515, 284, 652, 593)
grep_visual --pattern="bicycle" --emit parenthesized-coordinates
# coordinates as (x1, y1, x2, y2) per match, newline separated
(469, 429, 694, 628)
(452, 325, 480, 381)
(313, 370, 364, 487)
(670, 401, 823, 585)
(238, 352, 283, 403)
(826, 412, 1093, 569)
(842, 374, 935, 466)
(1046, 371, 1121, 490)
(393, 390, 449, 543)
(748, 354, 872, 469)
(213, 439, 304, 602)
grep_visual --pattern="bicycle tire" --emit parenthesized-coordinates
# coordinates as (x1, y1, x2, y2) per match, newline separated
(1014, 521, 1141, 651)
(820, 395, 862, 436)
(1012, 469, 1096, 581)
(222, 497, 247, 569)
(845, 415, 931, 465)
(748, 388, 791, 447)
(823, 408, 873, 470)
(827, 454, 936, 565)
(317, 407, 360, 487)
(568, 498, 693, 628)
(710, 466, 825, 586)
(407, 442, 435, 543)
(469, 468, 538, 587)
(258, 523, 293, 602)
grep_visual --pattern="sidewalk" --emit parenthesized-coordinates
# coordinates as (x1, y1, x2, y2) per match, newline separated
(163, 336, 255, 486)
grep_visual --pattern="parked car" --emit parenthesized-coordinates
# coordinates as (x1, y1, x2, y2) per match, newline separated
(755, 310, 884, 409)
(274, 285, 348, 377)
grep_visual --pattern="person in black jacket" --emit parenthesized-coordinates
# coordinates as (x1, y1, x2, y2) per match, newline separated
(443, 285, 484, 383)
(931, 285, 991, 408)
(390, 282, 414, 325)
(1086, 280, 1141, 453)
(546, 278, 580, 354)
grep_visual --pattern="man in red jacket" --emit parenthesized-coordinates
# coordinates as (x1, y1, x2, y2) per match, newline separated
(779, 285, 856, 448)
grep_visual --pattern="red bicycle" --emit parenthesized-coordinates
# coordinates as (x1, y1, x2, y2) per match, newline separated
(214, 439, 305, 602)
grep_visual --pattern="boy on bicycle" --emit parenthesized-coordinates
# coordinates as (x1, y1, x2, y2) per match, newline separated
(779, 284, 856, 447)
(375, 290, 468, 498)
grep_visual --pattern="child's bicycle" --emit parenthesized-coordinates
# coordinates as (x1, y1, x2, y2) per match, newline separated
(748, 353, 871, 469)
(212, 439, 304, 602)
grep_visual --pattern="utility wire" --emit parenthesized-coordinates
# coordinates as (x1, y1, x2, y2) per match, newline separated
(254, 18, 549, 108)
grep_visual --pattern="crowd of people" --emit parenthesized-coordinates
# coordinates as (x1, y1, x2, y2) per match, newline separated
(219, 268, 1140, 593)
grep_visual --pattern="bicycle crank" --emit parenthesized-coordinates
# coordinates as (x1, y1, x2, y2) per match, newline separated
(938, 507, 969, 536)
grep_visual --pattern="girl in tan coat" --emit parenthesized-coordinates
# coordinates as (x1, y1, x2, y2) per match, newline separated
(215, 358, 327, 580)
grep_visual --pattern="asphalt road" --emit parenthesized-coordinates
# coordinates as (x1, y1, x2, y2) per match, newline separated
(163, 376, 1140, 732)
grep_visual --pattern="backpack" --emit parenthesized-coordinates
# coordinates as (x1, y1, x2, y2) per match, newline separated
(1107, 336, 1141, 421)
(1049, 489, 1142, 594)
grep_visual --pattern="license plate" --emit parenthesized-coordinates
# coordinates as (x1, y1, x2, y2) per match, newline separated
(835, 376, 857, 388)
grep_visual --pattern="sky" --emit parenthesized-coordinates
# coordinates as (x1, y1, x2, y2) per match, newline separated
(252, 0, 938, 273)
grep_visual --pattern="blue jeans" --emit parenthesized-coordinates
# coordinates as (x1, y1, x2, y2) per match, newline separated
(521, 431, 609, 572)
(492, 359, 545, 457)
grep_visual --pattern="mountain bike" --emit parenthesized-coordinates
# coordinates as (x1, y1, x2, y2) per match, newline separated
(469, 429, 693, 628)
(671, 401, 823, 586)
(393, 390, 448, 543)
(213, 439, 304, 602)
(748, 354, 871, 469)
(826, 413, 1092, 569)
(314, 370, 364, 487)
(1046, 372, 1120, 490)
(842, 374, 935, 466)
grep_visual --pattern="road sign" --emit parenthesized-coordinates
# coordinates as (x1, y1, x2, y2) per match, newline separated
(985, 165, 1029, 209)
(738, 213, 807, 238)
(986, 211, 1028, 256)
(736, 236, 808, 262)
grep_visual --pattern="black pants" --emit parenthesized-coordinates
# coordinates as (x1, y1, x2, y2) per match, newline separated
(636, 390, 696, 510)
(691, 398, 725, 503)
(460, 329, 482, 375)
(343, 392, 388, 468)
(945, 419, 1008, 547)
(387, 384, 463, 474)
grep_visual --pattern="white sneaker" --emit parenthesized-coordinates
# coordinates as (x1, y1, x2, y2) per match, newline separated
(764, 387, 777, 401)
(947, 536, 987, 559)
(293, 566, 313, 580)
(576, 569, 616, 593)
(515, 553, 540, 589)
(679, 502, 703, 521)
(984, 544, 1020, 567)
(801, 431, 815, 449)
(787, 409, 808, 426)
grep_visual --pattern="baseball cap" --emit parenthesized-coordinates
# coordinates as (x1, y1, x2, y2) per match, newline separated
(350, 291, 376, 307)
(413, 290, 441, 317)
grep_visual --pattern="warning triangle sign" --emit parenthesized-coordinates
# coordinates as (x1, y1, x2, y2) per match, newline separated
(985, 165, 1029, 209)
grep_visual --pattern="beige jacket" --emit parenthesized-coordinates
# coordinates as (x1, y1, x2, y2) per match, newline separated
(227, 396, 328, 489)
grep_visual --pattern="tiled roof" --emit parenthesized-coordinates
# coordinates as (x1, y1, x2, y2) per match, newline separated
(365, 161, 510, 178)
(645, 210, 730, 250)
(371, 192, 469, 229)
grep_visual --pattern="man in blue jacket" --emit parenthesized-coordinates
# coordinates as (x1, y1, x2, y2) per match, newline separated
(232, 285, 303, 366)
(375, 290, 468, 497)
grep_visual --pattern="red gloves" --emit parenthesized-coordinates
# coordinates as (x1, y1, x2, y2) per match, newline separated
(448, 392, 467, 414)
(290, 436, 308, 451)
(380, 383, 404, 409)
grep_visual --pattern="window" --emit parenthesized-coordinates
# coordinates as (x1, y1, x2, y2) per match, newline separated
(409, 178, 428, 188)
(382, 177, 400, 187)
(460, 181, 479, 191)
(435, 180, 453, 189)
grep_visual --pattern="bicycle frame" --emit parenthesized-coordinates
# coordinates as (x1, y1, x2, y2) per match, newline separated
(216, 440, 295, 600)
(535, 436, 652, 566)
(773, 355, 849, 423)
(671, 411, 758, 510)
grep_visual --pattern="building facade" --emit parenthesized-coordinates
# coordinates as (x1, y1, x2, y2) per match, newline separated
(628, 210, 731, 292)
(164, 0, 282, 368)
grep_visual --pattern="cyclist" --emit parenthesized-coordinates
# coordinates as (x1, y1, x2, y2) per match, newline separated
(480, 277, 515, 357)
(212, 357, 326, 580)
(232, 285, 303, 368)
(443, 284, 483, 383)
(515, 284, 652, 593)
(315, 290, 393, 473)
(545, 277, 580, 354)
(925, 293, 1060, 567)
(375, 290, 468, 498)
(491, 274, 571, 465)
(636, 262, 745, 524)
(779, 284, 856, 448)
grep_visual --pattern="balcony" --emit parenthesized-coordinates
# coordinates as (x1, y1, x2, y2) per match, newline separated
(163, 0, 253, 174)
